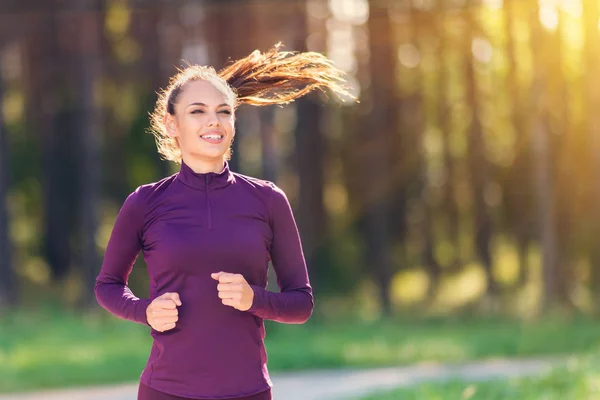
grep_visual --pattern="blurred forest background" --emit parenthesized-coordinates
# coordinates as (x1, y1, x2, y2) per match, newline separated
(4, 0, 600, 396)
(1, 0, 599, 319)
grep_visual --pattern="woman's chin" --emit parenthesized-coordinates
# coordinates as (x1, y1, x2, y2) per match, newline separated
(190, 150, 228, 161)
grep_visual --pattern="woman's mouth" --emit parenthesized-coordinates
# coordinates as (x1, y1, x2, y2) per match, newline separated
(200, 133, 225, 144)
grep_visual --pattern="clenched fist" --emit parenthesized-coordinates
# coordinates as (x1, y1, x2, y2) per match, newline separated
(211, 272, 254, 311)
(146, 292, 182, 332)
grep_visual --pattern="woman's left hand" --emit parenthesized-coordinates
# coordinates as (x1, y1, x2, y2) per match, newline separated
(211, 272, 254, 311)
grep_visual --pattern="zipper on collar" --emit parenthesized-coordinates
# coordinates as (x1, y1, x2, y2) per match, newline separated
(205, 175, 212, 229)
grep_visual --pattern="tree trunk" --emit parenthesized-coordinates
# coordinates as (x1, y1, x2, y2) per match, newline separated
(294, 94, 326, 285)
(503, 0, 533, 287)
(529, 2, 559, 311)
(69, 1, 103, 307)
(27, 10, 73, 281)
(144, 4, 172, 178)
(551, 9, 574, 309)
(463, 6, 497, 297)
(436, 1, 461, 265)
(289, 2, 327, 286)
(0, 68, 18, 309)
(259, 107, 278, 182)
(411, 4, 441, 301)
(364, 0, 398, 315)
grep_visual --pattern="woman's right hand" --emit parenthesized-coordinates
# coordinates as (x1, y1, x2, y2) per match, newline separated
(146, 292, 182, 332)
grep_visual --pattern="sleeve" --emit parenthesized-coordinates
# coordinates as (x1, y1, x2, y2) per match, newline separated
(94, 186, 152, 325)
(246, 183, 314, 323)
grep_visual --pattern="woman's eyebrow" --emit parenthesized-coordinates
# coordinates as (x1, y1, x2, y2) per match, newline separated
(186, 102, 230, 108)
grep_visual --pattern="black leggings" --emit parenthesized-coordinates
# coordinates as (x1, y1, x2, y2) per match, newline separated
(137, 382, 273, 400)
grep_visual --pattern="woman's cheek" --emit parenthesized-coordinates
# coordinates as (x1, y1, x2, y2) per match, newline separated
(220, 116, 233, 126)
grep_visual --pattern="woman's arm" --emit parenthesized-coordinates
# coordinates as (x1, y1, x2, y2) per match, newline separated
(94, 187, 151, 325)
(246, 184, 314, 324)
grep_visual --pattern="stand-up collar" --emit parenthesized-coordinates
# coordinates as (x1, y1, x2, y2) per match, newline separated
(177, 160, 235, 190)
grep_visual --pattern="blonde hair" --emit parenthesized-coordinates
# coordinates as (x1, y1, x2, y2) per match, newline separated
(148, 43, 355, 164)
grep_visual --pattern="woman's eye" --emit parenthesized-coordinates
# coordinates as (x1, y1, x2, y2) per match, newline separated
(190, 110, 230, 115)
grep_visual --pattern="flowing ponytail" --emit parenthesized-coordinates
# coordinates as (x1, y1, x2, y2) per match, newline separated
(148, 43, 356, 163)
(219, 42, 355, 106)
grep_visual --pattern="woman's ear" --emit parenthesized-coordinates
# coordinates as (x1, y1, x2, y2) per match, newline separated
(165, 114, 178, 137)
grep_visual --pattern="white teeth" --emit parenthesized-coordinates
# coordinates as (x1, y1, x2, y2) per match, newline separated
(202, 135, 223, 139)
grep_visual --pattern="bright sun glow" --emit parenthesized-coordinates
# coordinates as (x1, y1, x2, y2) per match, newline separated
(559, 0, 582, 18)
(539, 2, 559, 31)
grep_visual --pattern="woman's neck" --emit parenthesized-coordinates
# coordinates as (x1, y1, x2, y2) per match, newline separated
(181, 156, 224, 174)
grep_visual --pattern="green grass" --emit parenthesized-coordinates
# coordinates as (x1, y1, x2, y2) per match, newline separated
(361, 355, 600, 399)
(264, 314, 600, 370)
(3, 308, 600, 393)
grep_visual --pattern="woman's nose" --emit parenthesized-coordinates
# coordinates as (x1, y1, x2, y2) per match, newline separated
(206, 112, 220, 126)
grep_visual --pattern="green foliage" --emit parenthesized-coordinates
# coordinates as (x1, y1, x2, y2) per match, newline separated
(361, 356, 600, 399)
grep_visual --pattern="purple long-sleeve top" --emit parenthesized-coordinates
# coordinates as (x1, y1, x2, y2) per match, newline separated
(94, 160, 314, 399)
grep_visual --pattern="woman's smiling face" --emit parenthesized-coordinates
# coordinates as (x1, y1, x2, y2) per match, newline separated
(166, 79, 235, 163)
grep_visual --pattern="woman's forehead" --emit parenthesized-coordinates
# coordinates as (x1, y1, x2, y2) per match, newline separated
(180, 79, 232, 106)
